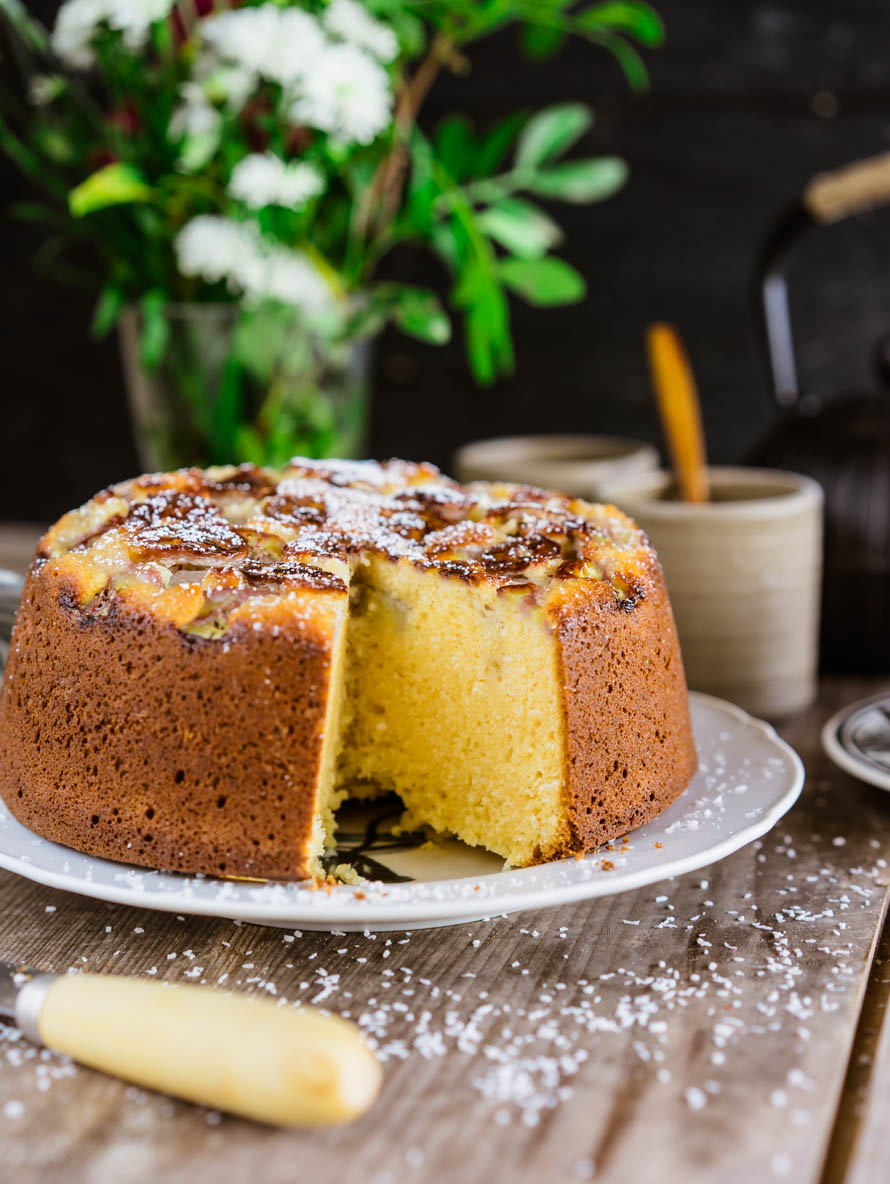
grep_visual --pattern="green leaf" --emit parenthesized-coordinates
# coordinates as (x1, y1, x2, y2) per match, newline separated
(418, 134, 518, 384)
(390, 286, 451, 345)
(234, 424, 267, 467)
(589, 31, 650, 89)
(69, 162, 153, 218)
(474, 111, 527, 178)
(0, 0, 49, 52)
(465, 302, 496, 386)
(520, 22, 567, 59)
(392, 11, 426, 56)
(515, 104, 593, 169)
(499, 256, 587, 306)
(212, 359, 243, 463)
(139, 292, 169, 372)
(9, 200, 63, 225)
(0, 114, 67, 197)
(477, 197, 563, 259)
(578, 2, 664, 46)
(434, 114, 475, 183)
(364, 0, 425, 55)
(33, 124, 76, 165)
(528, 156, 628, 203)
(453, 257, 513, 385)
(430, 223, 460, 273)
(343, 300, 388, 342)
(406, 130, 439, 232)
(91, 284, 124, 339)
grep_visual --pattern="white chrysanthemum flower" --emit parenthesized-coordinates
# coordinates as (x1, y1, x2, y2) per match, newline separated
(51, 0, 106, 68)
(324, 0, 398, 62)
(196, 6, 393, 145)
(175, 216, 251, 287)
(189, 52, 257, 113)
(175, 215, 335, 319)
(52, 0, 174, 65)
(204, 66, 256, 112)
(270, 9, 329, 83)
(229, 154, 324, 210)
(168, 82, 222, 171)
(105, 0, 176, 50)
(201, 8, 279, 76)
(261, 249, 334, 313)
(290, 42, 392, 145)
(170, 84, 221, 138)
(202, 7, 325, 88)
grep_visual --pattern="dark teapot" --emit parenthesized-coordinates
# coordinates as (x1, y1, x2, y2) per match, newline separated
(750, 153, 890, 673)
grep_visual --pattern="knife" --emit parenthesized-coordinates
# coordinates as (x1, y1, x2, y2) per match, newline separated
(0, 963, 381, 1125)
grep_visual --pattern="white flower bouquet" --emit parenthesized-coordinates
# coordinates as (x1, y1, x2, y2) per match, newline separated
(0, 0, 662, 465)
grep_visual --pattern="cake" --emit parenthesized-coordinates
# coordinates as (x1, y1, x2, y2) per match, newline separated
(0, 459, 697, 880)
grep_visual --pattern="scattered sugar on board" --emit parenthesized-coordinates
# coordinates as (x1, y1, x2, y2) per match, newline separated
(0, 761, 885, 1184)
(1, 831, 883, 1166)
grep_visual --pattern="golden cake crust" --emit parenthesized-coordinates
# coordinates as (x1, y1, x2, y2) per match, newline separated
(0, 560, 344, 879)
(0, 458, 697, 879)
(548, 572, 696, 859)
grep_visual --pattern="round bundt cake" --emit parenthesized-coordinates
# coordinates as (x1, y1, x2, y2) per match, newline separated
(0, 458, 697, 880)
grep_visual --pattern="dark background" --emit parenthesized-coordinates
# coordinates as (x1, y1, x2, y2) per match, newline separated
(5, 1, 890, 522)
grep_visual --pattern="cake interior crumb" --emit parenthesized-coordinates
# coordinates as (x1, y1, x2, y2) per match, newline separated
(309, 553, 569, 873)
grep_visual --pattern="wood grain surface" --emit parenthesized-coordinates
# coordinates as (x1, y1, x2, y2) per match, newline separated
(0, 531, 888, 1183)
(823, 915, 890, 1184)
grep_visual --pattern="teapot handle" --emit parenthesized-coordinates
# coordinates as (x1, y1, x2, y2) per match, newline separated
(758, 152, 890, 408)
(804, 153, 890, 224)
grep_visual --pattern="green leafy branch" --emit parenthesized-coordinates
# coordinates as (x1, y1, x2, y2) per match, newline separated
(360, 102, 626, 382)
(0, 0, 659, 392)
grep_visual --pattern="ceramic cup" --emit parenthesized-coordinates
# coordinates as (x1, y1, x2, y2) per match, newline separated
(597, 467, 824, 720)
(452, 434, 659, 499)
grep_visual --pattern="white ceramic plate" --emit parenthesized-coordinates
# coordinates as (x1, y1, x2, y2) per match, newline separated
(0, 693, 803, 931)
(822, 690, 890, 792)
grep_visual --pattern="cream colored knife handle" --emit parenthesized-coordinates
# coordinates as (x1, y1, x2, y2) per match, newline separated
(16, 973, 381, 1126)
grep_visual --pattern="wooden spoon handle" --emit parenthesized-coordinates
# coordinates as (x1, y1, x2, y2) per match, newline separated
(646, 323, 710, 503)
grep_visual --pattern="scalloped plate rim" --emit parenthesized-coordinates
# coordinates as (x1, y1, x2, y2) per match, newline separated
(0, 692, 804, 930)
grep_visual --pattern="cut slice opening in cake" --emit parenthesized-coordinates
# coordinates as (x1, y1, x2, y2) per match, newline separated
(307, 555, 571, 875)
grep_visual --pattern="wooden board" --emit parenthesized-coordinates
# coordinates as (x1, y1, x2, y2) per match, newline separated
(823, 909, 890, 1184)
(0, 670, 889, 1183)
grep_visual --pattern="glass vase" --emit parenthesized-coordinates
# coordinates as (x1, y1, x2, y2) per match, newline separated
(118, 302, 370, 472)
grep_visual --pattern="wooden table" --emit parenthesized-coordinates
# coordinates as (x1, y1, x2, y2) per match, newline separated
(0, 528, 888, 1184)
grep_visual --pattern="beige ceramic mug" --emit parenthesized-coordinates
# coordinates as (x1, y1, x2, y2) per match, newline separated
(597, 467, 824, 719)
(453, 434, 658, 499)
